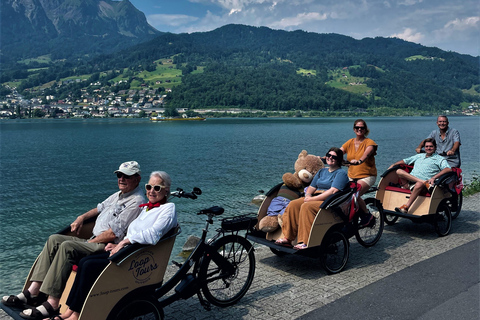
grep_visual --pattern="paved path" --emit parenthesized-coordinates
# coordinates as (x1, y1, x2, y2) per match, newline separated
(2, 193, 479, 319)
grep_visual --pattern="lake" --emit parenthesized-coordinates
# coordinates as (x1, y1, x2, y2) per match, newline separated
(0, 116, 478, 294)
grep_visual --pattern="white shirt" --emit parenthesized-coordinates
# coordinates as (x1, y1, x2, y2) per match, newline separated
(126, 202, 177, 245)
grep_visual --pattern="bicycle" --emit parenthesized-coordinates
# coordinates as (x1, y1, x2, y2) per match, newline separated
(107, 187, 258, 320)
(249, 168, 384, 274)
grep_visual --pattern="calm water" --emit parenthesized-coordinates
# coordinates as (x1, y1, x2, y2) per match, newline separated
(1, 116, 479, 294)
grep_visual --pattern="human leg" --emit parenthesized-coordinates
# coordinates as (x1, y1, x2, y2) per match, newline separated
(396, 181, 425, 213)
(278, 198, 305, 242)
(296, 201, 323, 244)
(40, 239, 105, 298)
(66, 252, 110, 313)
(22, 241, 105, 319)
(2, 234, 74, 308)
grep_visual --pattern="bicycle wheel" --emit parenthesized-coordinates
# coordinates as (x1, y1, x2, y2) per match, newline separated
(434, 201, 452, 237)
(320, 230, 349, 274)
(354, 198, 384, 247)
(199, 235, 255, 307)
(450, 191, 463, 219)
(108, 296, 164, 320)
(384, 212, 399, 225)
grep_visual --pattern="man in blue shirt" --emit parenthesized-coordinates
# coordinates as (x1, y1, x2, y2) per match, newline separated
(390, 139, 451, 214)
(416, 115, 461, 167)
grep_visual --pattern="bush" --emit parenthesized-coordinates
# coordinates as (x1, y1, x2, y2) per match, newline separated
(464, 172, 480, 197)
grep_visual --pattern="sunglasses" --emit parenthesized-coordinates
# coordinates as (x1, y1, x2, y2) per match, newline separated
(325, 153, 339, 161)
(145, 184, 164, 192)
(116, 172, 135, 179)
(354, 126, 365, 130)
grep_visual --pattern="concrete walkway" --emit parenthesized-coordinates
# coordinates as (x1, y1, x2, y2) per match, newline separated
(2, 193, 479, 319)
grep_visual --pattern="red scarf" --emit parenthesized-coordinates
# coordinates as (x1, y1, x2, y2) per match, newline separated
(139, 198, 166, 210)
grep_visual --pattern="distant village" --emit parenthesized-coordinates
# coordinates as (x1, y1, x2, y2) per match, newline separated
(1, 80, 479, 119)
(0, 80, 172, 118)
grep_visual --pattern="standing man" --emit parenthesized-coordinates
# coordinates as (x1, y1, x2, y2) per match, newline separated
(2, 161, 146, 320)
(416, 115, 461, 167)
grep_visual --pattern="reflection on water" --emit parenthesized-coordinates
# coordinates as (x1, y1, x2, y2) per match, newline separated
(0, 116, 478, 293)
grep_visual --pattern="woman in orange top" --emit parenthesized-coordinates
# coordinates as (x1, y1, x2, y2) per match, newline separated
(341, 119, 378, 226)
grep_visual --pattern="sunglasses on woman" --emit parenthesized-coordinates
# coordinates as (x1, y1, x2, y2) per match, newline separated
(325, 153, 339, 161)
(354, 126, 365, 130)
(145, 184, 164, 192)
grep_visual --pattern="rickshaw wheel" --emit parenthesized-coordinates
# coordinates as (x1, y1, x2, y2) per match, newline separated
(108, 295, 164, 320)
(449, 191, 463, 220)
(270, 247, 288, 256)
(434, 200, 452, 237)
(320, 231, 349, 274)
(384, 213, 399, 226)
(354, 198, 384, 247)
(199, 235, 255, 307)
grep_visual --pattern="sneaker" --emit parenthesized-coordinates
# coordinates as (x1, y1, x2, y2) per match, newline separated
(359, 213, 374, 227)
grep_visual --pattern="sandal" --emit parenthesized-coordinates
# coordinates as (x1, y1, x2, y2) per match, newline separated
(2, 290, 45, 308)
(20, 301, 59, 320)
(274, 238, 292, 247)
(293, 243, 307, 250)
(395, 204, 408, 214)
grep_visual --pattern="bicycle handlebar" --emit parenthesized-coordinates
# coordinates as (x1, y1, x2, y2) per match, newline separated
(170, 187, 202, 199)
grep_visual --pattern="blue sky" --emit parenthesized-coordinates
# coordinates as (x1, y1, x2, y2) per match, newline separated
(129, 0, 479, 56)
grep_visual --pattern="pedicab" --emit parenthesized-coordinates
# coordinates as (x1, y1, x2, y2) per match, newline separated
(1, 188, 257, 320)
(375, 164, 463, 236)
(247, 179, 384, 274)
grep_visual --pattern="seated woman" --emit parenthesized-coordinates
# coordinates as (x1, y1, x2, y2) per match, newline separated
(389, 139, 451, 214)
(275, 147, 349, 250)
(51, 171, 177, 320)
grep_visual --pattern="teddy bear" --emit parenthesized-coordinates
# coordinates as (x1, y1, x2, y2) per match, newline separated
(258, 150, 324, 233)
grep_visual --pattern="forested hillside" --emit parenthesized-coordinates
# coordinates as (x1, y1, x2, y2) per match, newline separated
(2, 24, 479, 114)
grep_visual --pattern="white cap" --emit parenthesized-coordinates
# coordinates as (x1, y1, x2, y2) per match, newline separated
(114, 161, 141, 176)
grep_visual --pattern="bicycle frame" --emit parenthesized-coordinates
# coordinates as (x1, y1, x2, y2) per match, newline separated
(155, 210, 249, 310)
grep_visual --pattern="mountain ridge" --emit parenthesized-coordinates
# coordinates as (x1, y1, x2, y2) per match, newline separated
(0, 0, 160, 63)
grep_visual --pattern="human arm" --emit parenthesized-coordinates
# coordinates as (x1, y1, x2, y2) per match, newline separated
(389, 159, 406, 169)
(304, 186, 340, 202)
(426, 167, 452, 186)
(446, 141, 460, 156)
(71, 208, 99, 235)
(88, 228, 116, 244)
(350, 145, 375, 165)
(415, 140, 425, 154)
(108, 238, 131, 256)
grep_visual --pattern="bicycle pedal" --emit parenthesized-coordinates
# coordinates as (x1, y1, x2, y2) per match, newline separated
(172, 260, 182, 268)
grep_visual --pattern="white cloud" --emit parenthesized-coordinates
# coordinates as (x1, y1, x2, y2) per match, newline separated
(390, 28, 424, 43)
(398, 0, 424, 6)
(147, 14, 199, 27)
(444, 16, 480, 31)
(269, 12, 328, 28)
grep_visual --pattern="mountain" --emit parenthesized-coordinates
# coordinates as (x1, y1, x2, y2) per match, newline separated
(93, 24, 478, 112)
(2, 24, 479, 113)
(0, 0, 160, 63)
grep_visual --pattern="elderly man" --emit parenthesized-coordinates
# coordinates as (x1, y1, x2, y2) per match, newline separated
(416, 115, 461, 167)
(390, 139, 451, 214)
(2, 161, 145, 320)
